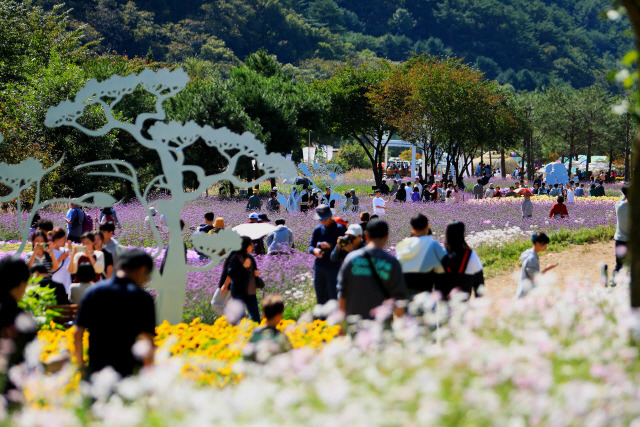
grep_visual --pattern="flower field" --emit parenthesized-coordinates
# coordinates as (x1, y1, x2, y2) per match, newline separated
(7, 273, 640, 426)
(0, 175, 622, 322)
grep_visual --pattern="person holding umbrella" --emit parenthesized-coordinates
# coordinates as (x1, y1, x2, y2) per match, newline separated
(518, 188, 534, 219)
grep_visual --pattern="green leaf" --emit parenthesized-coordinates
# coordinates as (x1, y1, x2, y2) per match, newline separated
(623, 51, 638, 66)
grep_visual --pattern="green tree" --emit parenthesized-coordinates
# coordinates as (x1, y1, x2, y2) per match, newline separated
(332, 141, 370, 170)
(315, 61, 396, 186)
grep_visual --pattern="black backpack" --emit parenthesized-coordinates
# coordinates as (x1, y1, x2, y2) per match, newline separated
(439, 249, 472, 299)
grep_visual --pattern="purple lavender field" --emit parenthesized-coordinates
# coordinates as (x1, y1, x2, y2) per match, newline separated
(0, 172, 620, 322)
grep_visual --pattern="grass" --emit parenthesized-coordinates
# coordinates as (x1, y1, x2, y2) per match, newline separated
(477, 225, 616, 278)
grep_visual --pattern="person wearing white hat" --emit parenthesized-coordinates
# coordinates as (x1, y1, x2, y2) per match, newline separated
(484, 183, 495, 199)
(330, 224, 364, 266)
(144, 206, 167, 229)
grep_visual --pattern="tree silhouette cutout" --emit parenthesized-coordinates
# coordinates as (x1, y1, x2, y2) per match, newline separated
(46, 68, 297, 323)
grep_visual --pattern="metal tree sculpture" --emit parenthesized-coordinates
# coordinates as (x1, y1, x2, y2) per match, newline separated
(45, 68, 297, 323)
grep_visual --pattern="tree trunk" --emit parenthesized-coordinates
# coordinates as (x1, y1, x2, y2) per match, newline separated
(626, 113, 631, 181)
(586, 128, 592, 177)
(609, 149, 614, 174)
(568, 132, 574, 177)
(270, 177, 276, 190)
(229, 182, 235, 196)
(618, 0, 640, 315)
(501, 148, 506, 178)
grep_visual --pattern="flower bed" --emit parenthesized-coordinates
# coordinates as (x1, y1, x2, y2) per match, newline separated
(9, 275, 640, 426)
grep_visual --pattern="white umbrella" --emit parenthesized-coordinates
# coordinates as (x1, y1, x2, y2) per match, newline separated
(232, 223, 276, 240)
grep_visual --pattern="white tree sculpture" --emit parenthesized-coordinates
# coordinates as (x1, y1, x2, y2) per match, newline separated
(45, 68, 297, 323)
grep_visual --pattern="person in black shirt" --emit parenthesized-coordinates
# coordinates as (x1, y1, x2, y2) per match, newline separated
(74, 250, 156, 378)
(198, 212, 215, 234)
(30, 265, 69, 305)
(0, 257, 37, 391)
(379, 180, 390, 196)
(93, 231, 113, 279)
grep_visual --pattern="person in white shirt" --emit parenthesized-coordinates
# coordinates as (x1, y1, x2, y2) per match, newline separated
(404, 182, 412, 200)
(144, 206, 167, 229)
(50, 227, 73, 293)
(372, 190, 387, 215)
(414, 178, 422, 194)
(565, 182, 575, 203)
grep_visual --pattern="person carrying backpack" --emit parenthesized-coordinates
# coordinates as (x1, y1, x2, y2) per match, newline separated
(82, 207, 94, 233)
(439, 222, 484, 301)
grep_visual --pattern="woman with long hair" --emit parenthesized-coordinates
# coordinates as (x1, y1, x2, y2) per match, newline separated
(221, 236, 261, 322)
(439, 222, 484, 301)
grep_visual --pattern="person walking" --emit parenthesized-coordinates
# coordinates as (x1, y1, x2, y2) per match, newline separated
(308, 205, 346, 304)
(614, 185, 630, 279)
(65, 203, 85, 243)
(395, 214, 445, 296)
(439, 222, 484, 300)
(220, 236, 261, 322)
(74, 250, 156, 378)
(517, 233, 557, 298)
(350, 189, 360, 212)
(337, 220, 409, 320)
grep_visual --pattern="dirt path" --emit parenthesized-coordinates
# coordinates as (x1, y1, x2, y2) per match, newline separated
(485, 241, 616, 298)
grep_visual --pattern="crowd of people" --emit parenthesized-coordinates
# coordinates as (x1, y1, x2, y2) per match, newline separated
(0, 172, 628, 388)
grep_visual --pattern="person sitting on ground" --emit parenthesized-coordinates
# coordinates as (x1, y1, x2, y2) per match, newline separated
(25, 231, 59, 275)
(484, 183, 495, 199)
(37, 219, 54, 238)
(549, 183, 560, 197)
(337, 220, 409, 320)
(538, 182, 548, 195)
(350, 189, 359, 212)
(517, 233, 557, 298)
(208, 217, 225, 235)
(0, 257, 37, 391)
(439, 222, 484, 301)
(30, 264, 69, 305)
(68, 232, 105, 282)
(596, 180, 606, 197)
(267, 192, 280, 212)
(473, 179, 484, 200)
(266, 219, 294, 255)
(246, 189, 262, 211)
(244, 294, 292, 362)
(589, 183, 597, 197)
(342, 191, 353, 212)
(395, 214, 445, 296)
(390, 180, 399, 195)
(505, 187, 517, 197)
(411, 186, 421, 203)
(379, 180, 390, 196)
(248, 212, 259, 224)
(575, 183, 585, 197)
(395, 183, 406, 202)
(373, 190, 387, 214)
(549, 196, 569, 219)
(521, 194, 533, 219)
(331, 224, 364, 266)
(494, 186, 502, 198)
(198, 212, 215, 234)
(68, 262, 96, 304)
(74, 250, 156, 378)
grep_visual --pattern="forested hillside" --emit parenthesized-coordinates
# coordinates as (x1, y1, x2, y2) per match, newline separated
(30, 0, 631, 90)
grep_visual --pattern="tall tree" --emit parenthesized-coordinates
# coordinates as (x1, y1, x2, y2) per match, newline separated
(316, 61, 396, 186)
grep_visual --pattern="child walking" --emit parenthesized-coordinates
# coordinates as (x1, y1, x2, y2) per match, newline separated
(517, 233, 557, 298)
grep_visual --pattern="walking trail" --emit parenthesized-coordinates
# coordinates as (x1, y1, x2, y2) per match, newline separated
(484, 240, 616, 298)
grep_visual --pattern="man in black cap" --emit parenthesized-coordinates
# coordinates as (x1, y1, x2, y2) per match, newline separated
(252, 214, 271, 255)
(308, 205, 346, 304)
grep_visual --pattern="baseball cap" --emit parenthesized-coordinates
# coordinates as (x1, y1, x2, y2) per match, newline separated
(272, 187, 278, 191)
(346, 224, 363, 237)
(249, 213, 259, 220)
(314, 204, 333, 220)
